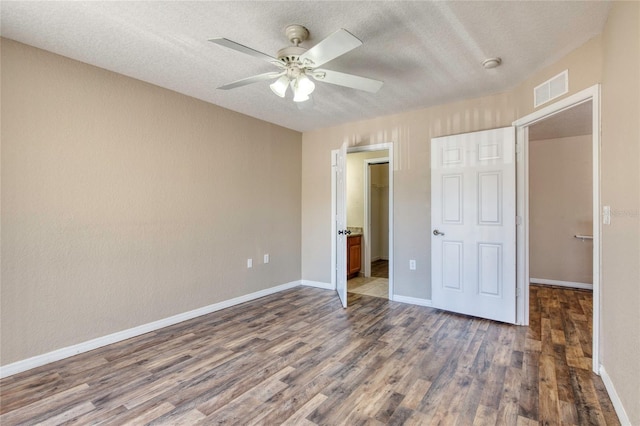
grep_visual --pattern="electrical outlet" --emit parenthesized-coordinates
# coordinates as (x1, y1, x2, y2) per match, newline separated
(247, 258, 253, 268)
(264, 254, 270, 264)
(409, 260, 416, 270)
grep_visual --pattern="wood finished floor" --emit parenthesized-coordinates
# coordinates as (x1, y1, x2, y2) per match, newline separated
(371, 260, 389, 278)
(0, 285, 619, 425)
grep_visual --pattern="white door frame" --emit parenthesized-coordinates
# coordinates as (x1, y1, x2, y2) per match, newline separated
(363, 157, 390, 278)
(331, 143, 394, 301)
(513, 84, 601, 374)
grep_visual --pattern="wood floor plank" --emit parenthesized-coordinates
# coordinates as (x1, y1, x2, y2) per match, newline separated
(398, 378, 432, 411)
(517, 414, 540, 425)
(0, 384, 91, 425)
(116, 401, 176, 425)
(0, 372, 64, 414)
(473, 404, 498, 425)
(539, 353, 561, 423)
(37, 401, 96, 426)
(495, 366, 522, 425)
(280, 393, 328, 426)
(0, 285, 620, 425)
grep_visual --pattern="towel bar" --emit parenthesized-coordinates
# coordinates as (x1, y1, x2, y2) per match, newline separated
(574, 235, 593, 240)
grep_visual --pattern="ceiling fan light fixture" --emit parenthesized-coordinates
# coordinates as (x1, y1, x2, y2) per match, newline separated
(297, 74, 315, 96)
(291, 73, 315, 102)
(211, 25, 384, 103)
(270, 75, 289, 97)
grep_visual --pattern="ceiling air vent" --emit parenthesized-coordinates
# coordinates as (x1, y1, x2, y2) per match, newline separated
(534, 70, 568, 108)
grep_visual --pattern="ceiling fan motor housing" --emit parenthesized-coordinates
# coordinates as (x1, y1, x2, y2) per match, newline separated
(285, 24, 309, 46)
(277, 24, 313, 69)
(276, 46, 307, 65)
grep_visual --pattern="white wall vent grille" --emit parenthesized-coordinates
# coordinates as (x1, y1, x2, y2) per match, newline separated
(534, 70, 568, 108)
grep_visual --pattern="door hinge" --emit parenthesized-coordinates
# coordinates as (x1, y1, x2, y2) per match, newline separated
(516, 287, 522, 297)
(516, 215, 523, 225)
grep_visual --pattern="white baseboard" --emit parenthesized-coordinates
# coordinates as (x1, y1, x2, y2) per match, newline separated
(392, 295, 433, 307)
(0, 280, 301, 379)
(599, 365, 632, 425)
(301, 280, 334, 290)
(530, 278, 593, 290)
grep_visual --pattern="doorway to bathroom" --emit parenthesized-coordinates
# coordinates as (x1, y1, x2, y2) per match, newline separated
(345, 148, 391, 300)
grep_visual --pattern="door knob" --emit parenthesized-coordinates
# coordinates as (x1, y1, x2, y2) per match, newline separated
(433, 229, 445, 236)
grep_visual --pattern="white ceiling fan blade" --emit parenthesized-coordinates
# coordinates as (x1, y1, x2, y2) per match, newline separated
(299, 29, 362, 67)
(313, 69, 383, 93)
(209, 38, 281, 65)
(218, 72, 282, 90)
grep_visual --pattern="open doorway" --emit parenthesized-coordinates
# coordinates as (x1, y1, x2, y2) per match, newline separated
(528, 101, 593, 290)
(331, 142, 394, 306)
(514, 85, 601, 373)
(346, 149, 389, 299)
(527, 101, 596, 372)
(367, 161, 390, 280)
(345, 150, 389, 299)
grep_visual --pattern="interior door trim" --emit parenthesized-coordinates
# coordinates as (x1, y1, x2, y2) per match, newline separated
(513, 84, 601, 374)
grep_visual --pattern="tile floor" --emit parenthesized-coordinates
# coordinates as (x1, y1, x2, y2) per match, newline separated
(347, 276, 389, 299)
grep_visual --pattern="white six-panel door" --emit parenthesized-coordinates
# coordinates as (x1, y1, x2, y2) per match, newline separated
(431, 127, 516, 323)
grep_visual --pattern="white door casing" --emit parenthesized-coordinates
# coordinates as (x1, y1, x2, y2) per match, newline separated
(332, 143, 394, 305)
(513, 85, 601, 373)
(333, 145, 348, 307)
(431, 127, 517, 324)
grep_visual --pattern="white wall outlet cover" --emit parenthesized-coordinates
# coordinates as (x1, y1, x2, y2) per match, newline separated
(247, 258, 253, 268)
(263, 254, 269, 264)
(409, 260, 416, 270)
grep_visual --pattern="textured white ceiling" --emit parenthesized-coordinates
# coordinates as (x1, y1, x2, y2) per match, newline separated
(529, 101, 593, 141)
(0, 1, 611, 132)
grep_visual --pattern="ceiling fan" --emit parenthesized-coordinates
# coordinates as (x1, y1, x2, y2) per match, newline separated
(209, 24, 384, 102)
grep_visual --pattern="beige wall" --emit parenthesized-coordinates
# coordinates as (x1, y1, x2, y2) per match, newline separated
(346, 150, 387, 228)
(371, 162, 389, 188)
(0, 39, 302, 365)
(514, 35, 604, 118)
(370, 163, 389, 261)
(600, 2, 640, 423)
(529, 135, 593, 284)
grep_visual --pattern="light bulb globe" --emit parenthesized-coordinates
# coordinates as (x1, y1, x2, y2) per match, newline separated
(297, 74, 315, 96)
(270, 76, 289, 98)
(293, 91, 310, 103)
